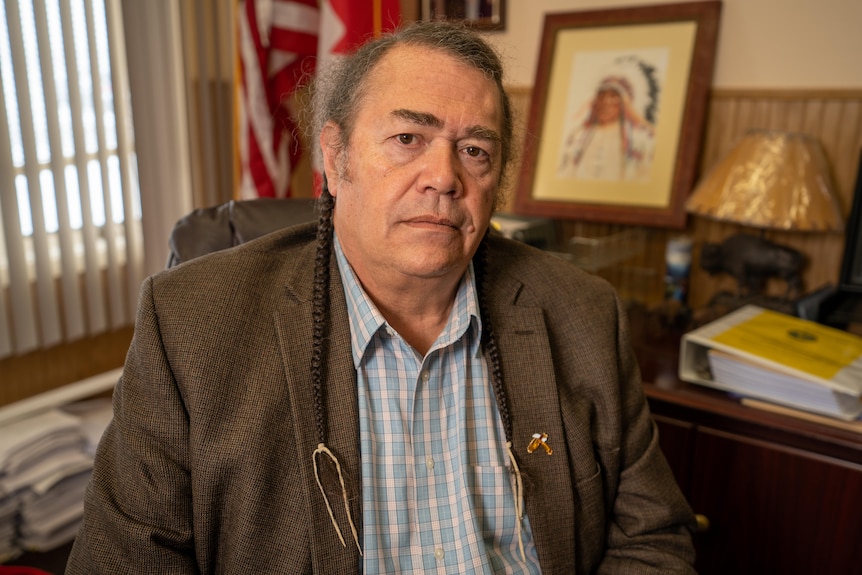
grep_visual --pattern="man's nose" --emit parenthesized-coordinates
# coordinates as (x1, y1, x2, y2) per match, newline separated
(421, 143, 463, 197)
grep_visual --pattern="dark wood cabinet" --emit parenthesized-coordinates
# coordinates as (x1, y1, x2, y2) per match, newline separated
(634, 315, 862, 575)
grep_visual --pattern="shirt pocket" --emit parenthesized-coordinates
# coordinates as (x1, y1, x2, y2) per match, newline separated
(465, 464, 519, 544)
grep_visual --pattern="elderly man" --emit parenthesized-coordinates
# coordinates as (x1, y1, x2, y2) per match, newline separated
(68, 21, 696, 574)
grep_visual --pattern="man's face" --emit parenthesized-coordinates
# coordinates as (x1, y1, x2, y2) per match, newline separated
(595, 89, 622, 125)
(321, 44, 504, 290)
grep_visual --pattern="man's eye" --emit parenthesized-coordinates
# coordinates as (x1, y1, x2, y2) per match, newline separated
(464, 146, 486, 158)
(396, 134, 416, 145)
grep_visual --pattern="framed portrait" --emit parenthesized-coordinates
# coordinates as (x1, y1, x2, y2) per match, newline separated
(418, 0, 506, 31)
(514, 1, 721, 228)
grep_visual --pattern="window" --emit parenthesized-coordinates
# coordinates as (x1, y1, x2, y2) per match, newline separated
(0, 0, 143, 358)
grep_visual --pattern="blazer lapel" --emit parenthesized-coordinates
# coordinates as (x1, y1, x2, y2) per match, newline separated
(488, 273, 577, 574)
(275, 243, 362, 571)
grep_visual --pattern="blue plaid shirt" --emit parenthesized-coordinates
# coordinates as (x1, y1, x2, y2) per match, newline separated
(335, 236, 541, 574)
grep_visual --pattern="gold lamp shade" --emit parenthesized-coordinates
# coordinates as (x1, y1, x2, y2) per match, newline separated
(686, 130, 844, 232)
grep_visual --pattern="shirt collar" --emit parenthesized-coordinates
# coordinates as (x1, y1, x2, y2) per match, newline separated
(334, 233, 482, 367)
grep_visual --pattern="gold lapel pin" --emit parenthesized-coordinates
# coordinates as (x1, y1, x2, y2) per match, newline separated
(527, 432, 553, 455)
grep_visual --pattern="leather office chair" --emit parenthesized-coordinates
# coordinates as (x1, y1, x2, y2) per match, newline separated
(166, 197, 318, 268)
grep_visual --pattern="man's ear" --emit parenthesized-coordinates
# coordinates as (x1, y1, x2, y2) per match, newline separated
(320, 122, 343, 196)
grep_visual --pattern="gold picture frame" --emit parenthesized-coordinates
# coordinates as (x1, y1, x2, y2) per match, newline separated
(515, 1, 721, 228)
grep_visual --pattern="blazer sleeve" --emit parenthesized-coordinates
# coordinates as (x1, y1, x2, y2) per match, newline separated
(596, 294, 697, 574)
(67, 276, 199, 574)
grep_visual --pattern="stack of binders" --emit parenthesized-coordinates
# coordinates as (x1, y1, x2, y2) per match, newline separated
(679, 305, 862, 421)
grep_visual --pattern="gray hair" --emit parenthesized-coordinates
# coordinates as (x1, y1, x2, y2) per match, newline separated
(304, 20, 514, 188)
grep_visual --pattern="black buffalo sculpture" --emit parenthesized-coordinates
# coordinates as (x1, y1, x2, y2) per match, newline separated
(700, 233, 805, 297)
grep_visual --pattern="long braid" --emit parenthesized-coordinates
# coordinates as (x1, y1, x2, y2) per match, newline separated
(475, 233, 526, 560)
(309, 180, 363, 553)
(474, 234, 512, 443)
(311, 181, 335, 445)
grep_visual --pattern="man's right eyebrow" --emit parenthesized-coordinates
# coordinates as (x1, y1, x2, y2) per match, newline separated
(390, 108, 443, 128)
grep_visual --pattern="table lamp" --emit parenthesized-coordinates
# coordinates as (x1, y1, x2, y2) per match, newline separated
(685, 130, 844, 312)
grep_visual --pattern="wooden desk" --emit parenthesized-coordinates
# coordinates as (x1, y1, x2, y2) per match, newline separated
(629, 309, 862, 575)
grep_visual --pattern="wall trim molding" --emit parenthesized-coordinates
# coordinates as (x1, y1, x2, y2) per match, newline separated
(711, 88, 862, 99)
(507, 85, 862, 100)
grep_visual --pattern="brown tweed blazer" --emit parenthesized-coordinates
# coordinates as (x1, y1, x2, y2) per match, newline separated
(67, 223, 696, 574)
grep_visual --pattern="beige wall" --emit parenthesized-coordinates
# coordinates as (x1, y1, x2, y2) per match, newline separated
(486, 0, 862, 89)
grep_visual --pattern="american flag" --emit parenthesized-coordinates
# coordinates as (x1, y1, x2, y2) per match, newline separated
(236, 0, 400, 199)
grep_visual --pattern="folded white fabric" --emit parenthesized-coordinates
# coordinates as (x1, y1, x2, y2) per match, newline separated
(61, 398, 113, 455)
(0, 409, 86, 479)
(0, 400, 114, 553)
(18, 469, 92, 552)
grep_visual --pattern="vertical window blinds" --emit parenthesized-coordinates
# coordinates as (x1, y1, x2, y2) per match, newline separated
(0, 0, 142, 359)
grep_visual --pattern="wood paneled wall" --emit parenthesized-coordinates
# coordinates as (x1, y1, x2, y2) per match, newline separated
(504, 87, 862, 310)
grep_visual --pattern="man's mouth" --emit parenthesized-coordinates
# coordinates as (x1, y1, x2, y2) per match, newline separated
(405, 216, 460, 230)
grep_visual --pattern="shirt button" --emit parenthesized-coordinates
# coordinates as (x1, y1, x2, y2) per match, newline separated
(425, 456, 434, 470)
(434, 548, 445, 560)
(421, 370, 430, 382)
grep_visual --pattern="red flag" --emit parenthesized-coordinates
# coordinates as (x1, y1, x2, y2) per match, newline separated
(318, 0, 401, 59)
(312, 0, 400, 195)
(237, 0, 400, 199)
